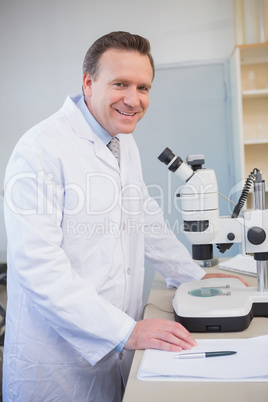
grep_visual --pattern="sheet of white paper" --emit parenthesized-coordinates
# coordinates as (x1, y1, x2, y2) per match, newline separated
(138, 335, 268, 382)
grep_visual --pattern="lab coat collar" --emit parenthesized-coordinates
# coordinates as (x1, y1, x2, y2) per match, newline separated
(61, 95, 97, 142)
(61, 96, 131, 174)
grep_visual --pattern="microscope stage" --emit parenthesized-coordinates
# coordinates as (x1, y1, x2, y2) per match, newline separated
(173, 278, 268, 332)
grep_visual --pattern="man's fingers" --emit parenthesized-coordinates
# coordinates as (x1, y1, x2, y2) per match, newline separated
(154, 328, 195, 349)
(147, 338, 184, 352)
(124, 318, 197, 352)
(162, 321, 197, 346)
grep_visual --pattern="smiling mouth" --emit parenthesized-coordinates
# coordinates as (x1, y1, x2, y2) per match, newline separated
(116, 109, 136, 116)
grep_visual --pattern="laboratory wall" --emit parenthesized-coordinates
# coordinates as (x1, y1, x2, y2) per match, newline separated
(0, 0, 237, 298)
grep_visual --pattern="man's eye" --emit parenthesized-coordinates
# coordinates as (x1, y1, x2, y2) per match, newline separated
(139, 86, 149, 92)
(115, 83, 125, 87)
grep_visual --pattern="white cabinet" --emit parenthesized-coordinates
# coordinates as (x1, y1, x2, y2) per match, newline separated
(232, 43, 268, 208)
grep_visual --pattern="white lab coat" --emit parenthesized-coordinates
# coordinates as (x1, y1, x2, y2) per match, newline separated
(3, 95, 205, 401)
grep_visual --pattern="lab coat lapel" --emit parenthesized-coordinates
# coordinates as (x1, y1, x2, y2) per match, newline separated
(62, 96, 120, 171)
(117, 134, 131, 186)
(94, 137, 120, 171)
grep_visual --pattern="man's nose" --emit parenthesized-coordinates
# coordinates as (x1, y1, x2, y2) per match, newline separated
(124, 87, 140, 108)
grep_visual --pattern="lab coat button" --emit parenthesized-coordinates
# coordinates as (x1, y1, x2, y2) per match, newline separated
(127, 267, 131, 275)
(119, 352, 124, 360)
(122, 222, 126, 230)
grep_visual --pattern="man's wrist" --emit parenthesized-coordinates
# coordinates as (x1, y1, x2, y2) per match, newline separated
(115, 321, 137, 353)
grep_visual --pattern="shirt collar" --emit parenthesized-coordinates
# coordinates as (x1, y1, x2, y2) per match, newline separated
(76, 95, 112, 145)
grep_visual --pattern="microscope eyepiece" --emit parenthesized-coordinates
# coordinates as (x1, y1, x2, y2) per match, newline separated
(158, 147, 175, 165)
(158, 148, 184, 172)
(158, 147, 194, 182)
(168, 156, 184, 172)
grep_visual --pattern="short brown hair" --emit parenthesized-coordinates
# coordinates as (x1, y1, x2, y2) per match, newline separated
(83, 31, 155, 80)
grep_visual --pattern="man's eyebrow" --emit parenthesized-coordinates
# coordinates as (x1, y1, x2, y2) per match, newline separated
(141, 82, 152, 89)
(111, 78, 152, 88)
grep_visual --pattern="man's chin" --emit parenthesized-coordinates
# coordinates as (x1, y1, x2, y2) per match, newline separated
(113, 126, 136, 135)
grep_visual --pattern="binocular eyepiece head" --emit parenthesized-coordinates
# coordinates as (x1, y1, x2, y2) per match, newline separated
(158, 148, 184, 173)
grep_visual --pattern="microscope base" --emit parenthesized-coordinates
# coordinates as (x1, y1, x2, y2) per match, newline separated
(173, 278, 268, 332)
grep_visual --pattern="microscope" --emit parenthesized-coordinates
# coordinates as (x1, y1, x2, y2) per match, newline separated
(158, 148, 268, 332)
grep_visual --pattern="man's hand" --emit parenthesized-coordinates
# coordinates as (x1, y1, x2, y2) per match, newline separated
(202, 273, 250, 287)
(124, 318, 197, 352)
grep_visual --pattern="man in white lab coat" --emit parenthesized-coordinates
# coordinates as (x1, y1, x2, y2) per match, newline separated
(3, 32, 244, 401)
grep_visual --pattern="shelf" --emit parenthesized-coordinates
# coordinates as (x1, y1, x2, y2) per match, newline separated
(244, 143, 268, 180)
(236, 43, 268, 50)
(242, 89, 268, 98)
(232, 45, 268, 201)
(244, 139, 268, 145)
(239, 43, 268, 64)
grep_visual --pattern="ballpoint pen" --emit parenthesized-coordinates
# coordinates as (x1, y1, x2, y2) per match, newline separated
(175, 351, 237, 359)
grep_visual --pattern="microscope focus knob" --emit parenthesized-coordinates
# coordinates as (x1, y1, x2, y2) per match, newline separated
(227, 233, 235, 241)
(247, 226, 266, 245)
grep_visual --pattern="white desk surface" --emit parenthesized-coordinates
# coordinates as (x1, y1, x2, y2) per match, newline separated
(123, 265, 268, 402)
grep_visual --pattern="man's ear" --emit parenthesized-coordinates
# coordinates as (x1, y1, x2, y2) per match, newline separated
(83, 73, 93, 97)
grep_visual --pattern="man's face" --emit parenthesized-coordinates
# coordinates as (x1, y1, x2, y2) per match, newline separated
(83, 49, 153, 136)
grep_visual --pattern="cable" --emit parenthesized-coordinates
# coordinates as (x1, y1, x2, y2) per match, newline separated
(218, 168, 261, 216)
(216, 169, 259, 254)
(142, 303, 173, 319)
(232, 169, 259, 218)
(218, 192, 236, 207)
